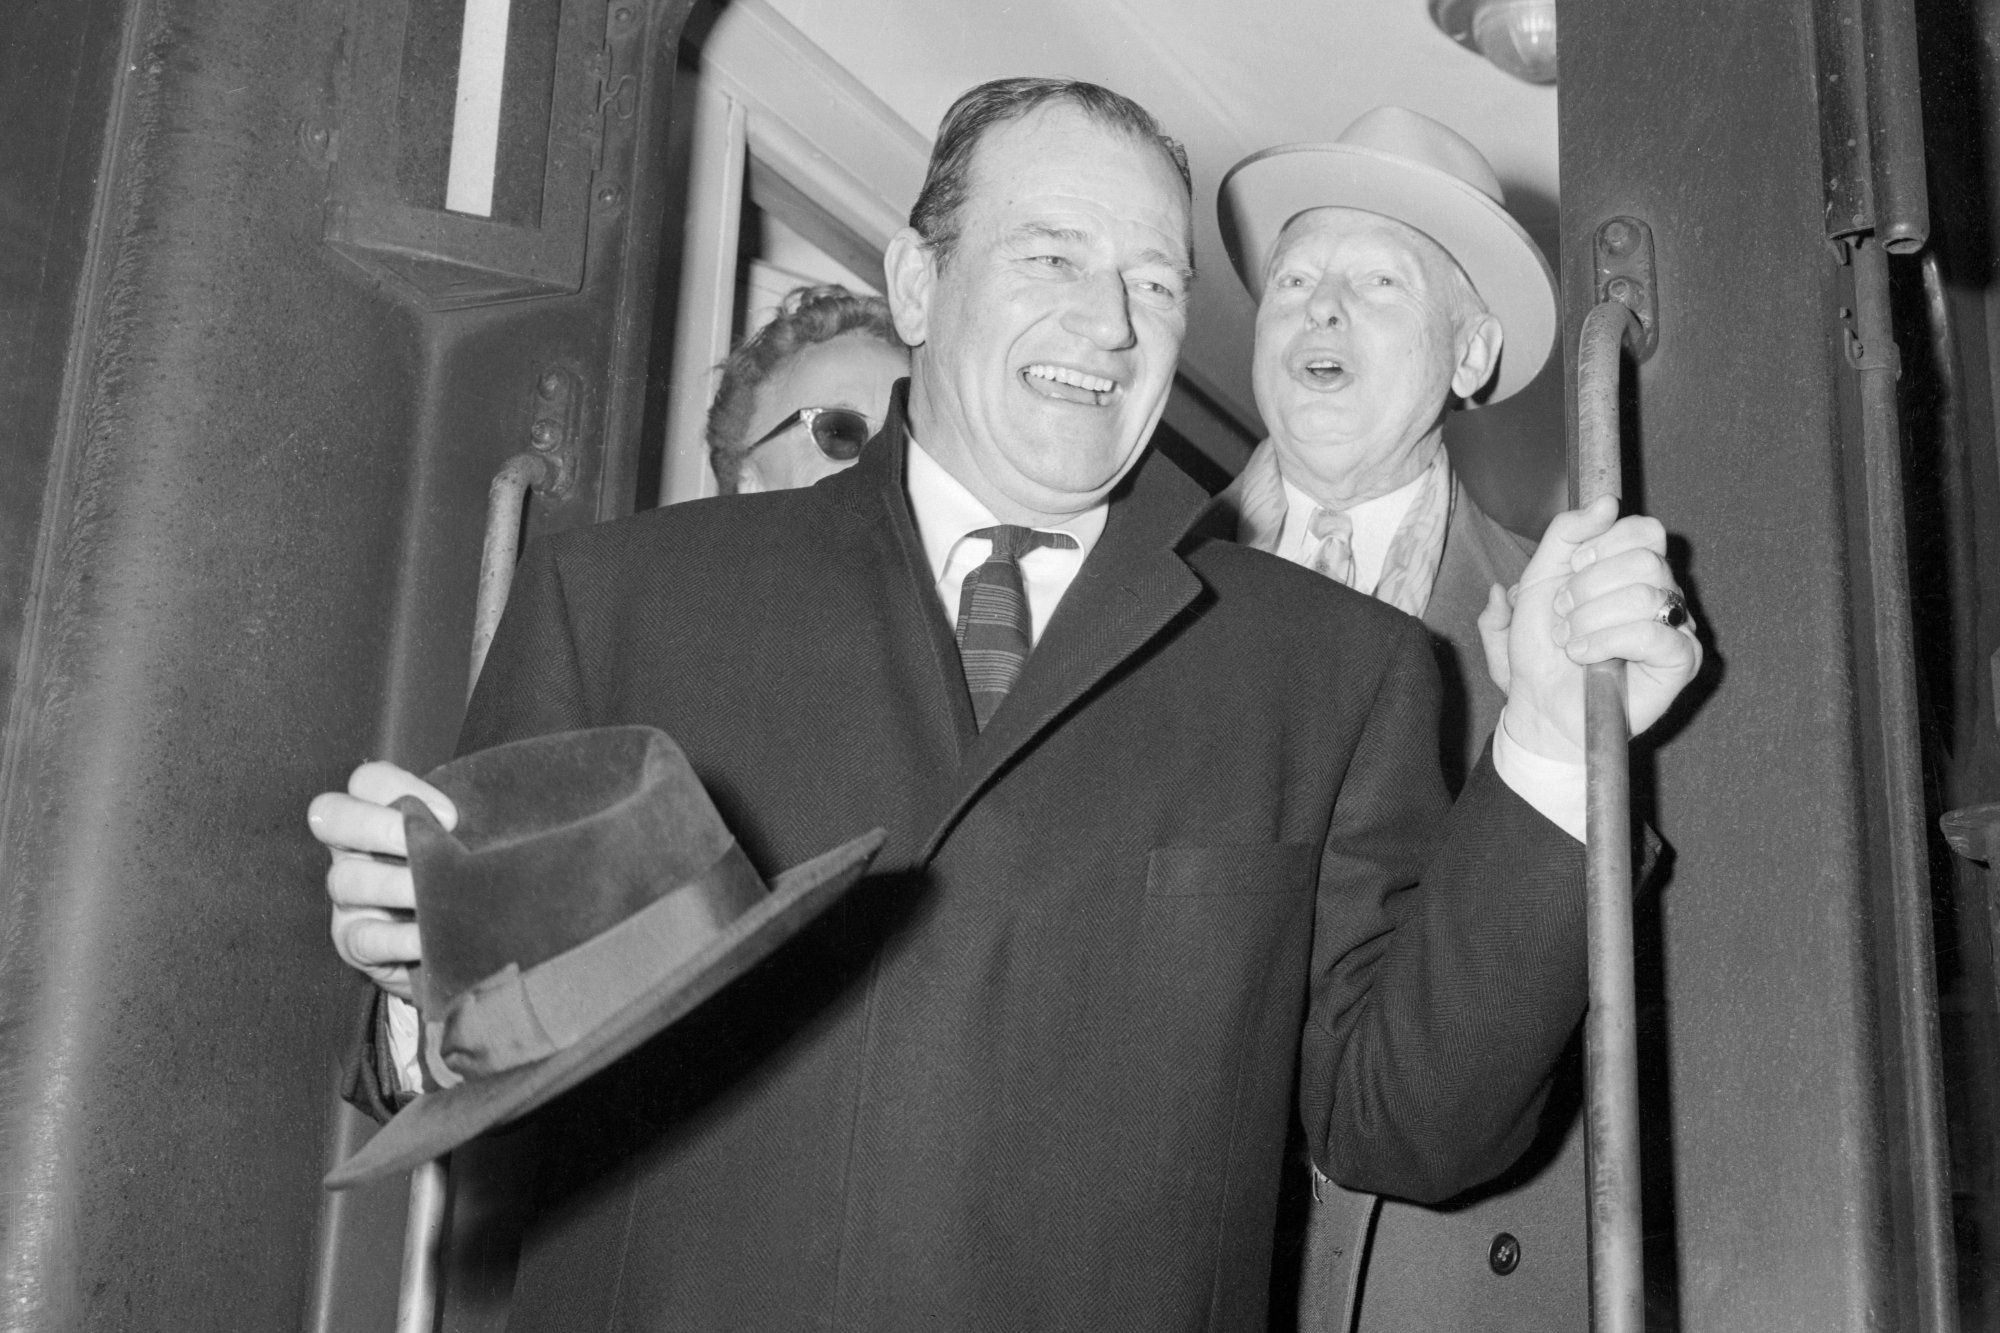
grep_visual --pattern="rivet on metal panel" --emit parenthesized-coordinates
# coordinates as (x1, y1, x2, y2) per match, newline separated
(298, 120, 331, 162)
(1592, 217, 1659, 363)
(525, 366, 583, 499)
(596, 184, 623, 209)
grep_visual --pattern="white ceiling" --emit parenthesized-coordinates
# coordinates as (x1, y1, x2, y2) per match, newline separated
(760, 0, 1559, 430)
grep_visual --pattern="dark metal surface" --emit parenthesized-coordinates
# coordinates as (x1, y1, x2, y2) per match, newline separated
(1845, 233, 1956, 1329)
(1561, 0, 1953, 1325)
(0, 0, 131, 864)
(324, 0, 605, 306)
(0, 0, 696, 1327)
(1859, 0, 1929, 253)
(1810, 0, 1930, 252)
(1576, 298, 1644, 1333)
(1812, 0, 1876, 242)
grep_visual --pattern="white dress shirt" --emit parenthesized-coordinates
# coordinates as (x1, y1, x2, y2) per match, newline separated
(905, 436, 1104, 646)
(1274, 470, 1424, 596)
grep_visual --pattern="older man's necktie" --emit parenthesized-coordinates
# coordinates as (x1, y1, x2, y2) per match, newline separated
(955, 524, 1078, 729)
(1307, 505, 1356, 587)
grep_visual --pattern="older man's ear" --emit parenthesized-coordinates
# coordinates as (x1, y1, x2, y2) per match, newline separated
(883, 226, 935, 348)
(1450, 311, 1506, 402)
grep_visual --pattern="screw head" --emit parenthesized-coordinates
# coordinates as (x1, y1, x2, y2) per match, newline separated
(530, 420, 560, 448)
(596, 185, 622, 208)
(613, 4, 635, 22)
(1602, 219, 1637, 256)
(298, 121, 331, 159)
(539, 372, 564, 398)
(1607, 276, 1637, 303)
(1488, 1232, 1521, 1276)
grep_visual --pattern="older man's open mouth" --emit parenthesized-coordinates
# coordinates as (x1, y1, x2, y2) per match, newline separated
(1290, 350, 1349, 389)
(1023, 363, 1117, 406)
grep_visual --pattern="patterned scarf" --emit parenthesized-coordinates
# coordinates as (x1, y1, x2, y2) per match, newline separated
(1216, 439, 1456, 619)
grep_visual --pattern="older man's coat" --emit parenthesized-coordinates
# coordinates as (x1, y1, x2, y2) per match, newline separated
(415, 393, 1588, 1331)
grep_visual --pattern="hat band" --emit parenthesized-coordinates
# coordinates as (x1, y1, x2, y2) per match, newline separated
(436, 840, 766, 1079)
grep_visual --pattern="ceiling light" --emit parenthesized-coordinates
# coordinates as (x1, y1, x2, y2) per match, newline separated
(1430, 0, 1558, 86)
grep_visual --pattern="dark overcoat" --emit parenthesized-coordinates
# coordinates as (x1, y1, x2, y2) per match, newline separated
(439, 393, 1588, 1331)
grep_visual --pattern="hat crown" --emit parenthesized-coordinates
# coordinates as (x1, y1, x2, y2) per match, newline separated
(1334, 106, 1504, 205)
(407, 727, 754, 1010)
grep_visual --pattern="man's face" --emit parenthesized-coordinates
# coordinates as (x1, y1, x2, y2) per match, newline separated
(1252, 207, 1497, 501)
(888, 106, 1192, 522)
(738, 332, 908, 493)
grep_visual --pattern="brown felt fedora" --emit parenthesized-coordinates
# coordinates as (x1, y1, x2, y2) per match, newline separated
(1218, 106, 1557, 403)
(326, 725, 884, 1189)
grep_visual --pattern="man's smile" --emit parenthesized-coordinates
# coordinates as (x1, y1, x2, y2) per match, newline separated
(1021, 362, 1119, 406)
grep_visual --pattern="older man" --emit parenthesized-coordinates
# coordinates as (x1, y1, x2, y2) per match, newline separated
(314, 80, 1697, 1331)
(1217, 109, 1593, 1330)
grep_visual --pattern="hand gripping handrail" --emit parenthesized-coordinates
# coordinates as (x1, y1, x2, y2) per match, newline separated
(397, 447, 556, 1333)
(1576, 297, 1645, 1333)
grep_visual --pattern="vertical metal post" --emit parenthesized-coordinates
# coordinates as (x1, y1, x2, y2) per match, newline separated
(1847, 234, 1957, 1331)
(394, 447, 555, 1333)
(1576, 297, 1645, 1333)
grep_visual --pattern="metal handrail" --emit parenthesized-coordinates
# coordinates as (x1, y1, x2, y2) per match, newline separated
(1576, 298, 1644, 1333)
(396, 448, 554, 1333)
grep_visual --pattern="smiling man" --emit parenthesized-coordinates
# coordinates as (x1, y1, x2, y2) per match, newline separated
(311, 80, 1700, 1331)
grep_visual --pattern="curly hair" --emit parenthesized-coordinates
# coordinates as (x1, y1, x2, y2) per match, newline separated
(909, 78, 1192, 269)
(706, 284, 904, 493)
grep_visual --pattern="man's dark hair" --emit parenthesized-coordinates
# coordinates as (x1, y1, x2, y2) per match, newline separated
(707, 284, 905, 494)
(908, 78, 1193, 267)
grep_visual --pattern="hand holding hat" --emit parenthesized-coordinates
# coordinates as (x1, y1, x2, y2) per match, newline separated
(326, 725, 884, 1188)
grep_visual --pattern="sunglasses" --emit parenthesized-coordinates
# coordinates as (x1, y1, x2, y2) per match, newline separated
(744, 407, 874, 462)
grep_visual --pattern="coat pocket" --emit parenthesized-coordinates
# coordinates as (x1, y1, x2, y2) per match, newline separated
(1144, 842, 1319, 898)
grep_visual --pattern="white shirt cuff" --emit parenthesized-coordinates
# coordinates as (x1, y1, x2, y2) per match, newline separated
(384, 992, 425, 1094)
(1491, 708, 1587, 842)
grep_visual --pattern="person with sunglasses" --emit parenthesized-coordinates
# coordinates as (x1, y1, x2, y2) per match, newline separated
(705, 283, 908, 494)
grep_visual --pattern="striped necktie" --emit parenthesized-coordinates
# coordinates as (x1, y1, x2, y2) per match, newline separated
(954, 524, 1078, 729)
(1307, 505, 1356, 587)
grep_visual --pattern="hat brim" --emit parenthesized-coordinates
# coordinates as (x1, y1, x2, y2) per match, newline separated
(325, 827, 886, 1189)
(1218, 143, 1558, 403)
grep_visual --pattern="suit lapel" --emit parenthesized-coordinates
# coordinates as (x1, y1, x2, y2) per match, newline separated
(917, 448, 1209, 861)
(822, 387, 980, 763)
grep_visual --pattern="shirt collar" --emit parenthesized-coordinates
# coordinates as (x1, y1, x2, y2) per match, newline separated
(904, 433, 1109, 583)
(1277, 465, 1429, 561)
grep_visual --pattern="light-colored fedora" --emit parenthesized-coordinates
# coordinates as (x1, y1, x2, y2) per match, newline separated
(326, 725, 885, 1188)
(1218, 106, 1557, 403)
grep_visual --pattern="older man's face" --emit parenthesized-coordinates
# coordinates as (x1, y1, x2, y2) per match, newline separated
(891, 105, 1192, 521)
(1253, 207, 1492, 501)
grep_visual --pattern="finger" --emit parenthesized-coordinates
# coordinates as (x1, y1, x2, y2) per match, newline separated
(1519, 495, 1620, 587)
(1563, 617, 1701, 674)
(1567, 513, 1667, 573)
(1478, 582, 1513, 692)
(334, 912, 423, 972)
(327, 851, 417, 913)
(348, 761, 457, 830)
(309, 790, 411, 858)
(1560, 581, 1682, 644)
(1557, 547, 1673, 615)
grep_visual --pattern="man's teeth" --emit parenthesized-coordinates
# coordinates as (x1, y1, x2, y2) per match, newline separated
(1024, 364, 1116, 394)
